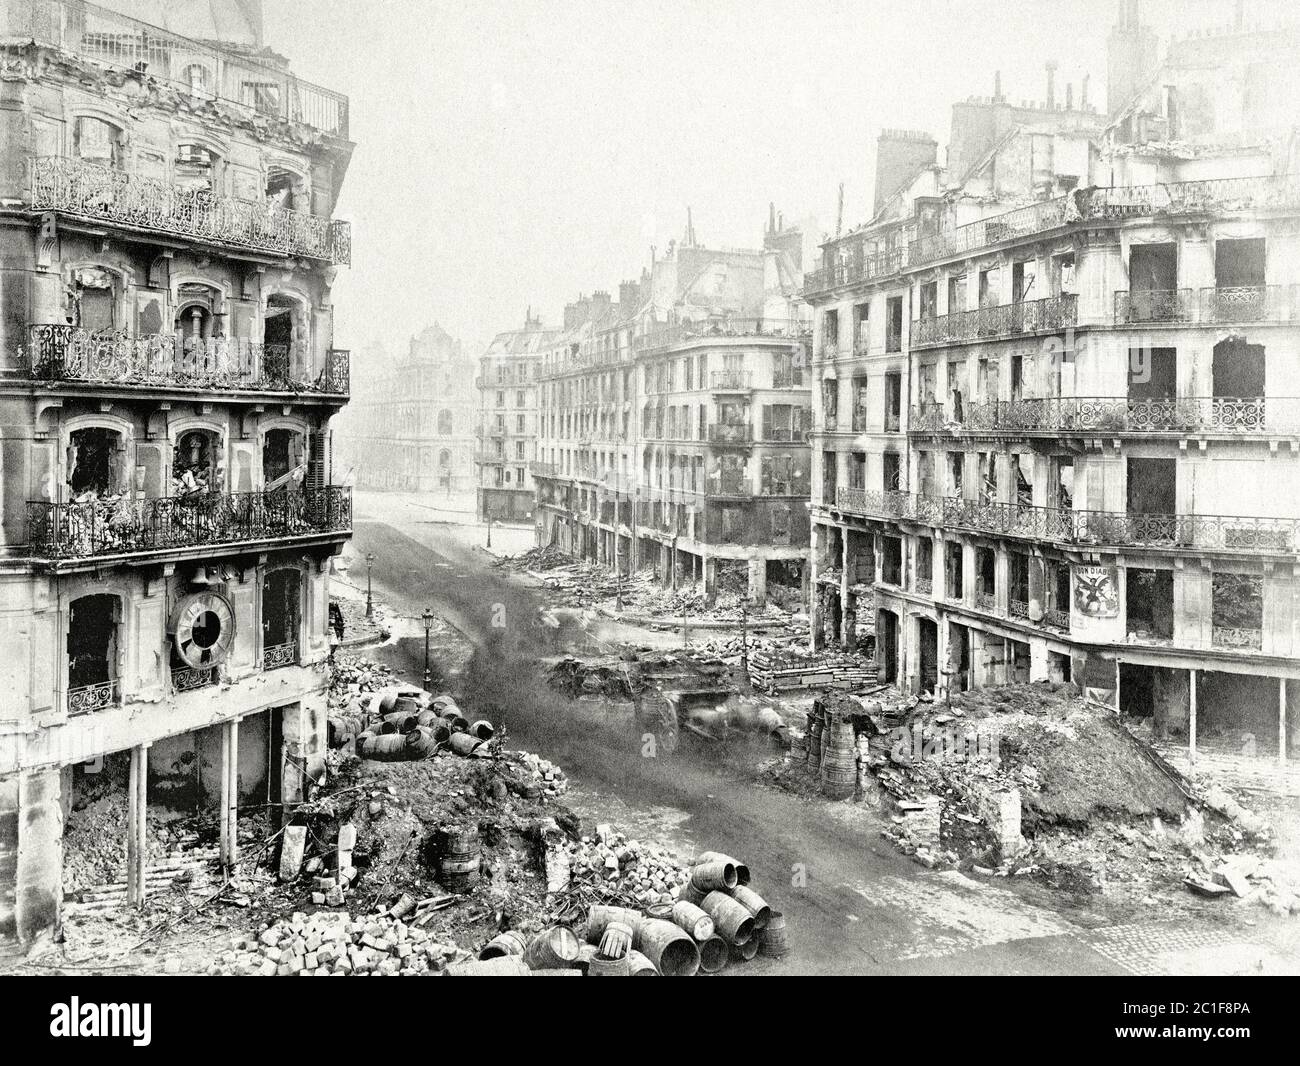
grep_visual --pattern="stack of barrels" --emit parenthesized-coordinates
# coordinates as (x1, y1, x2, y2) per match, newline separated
(807, 700, 857, 800)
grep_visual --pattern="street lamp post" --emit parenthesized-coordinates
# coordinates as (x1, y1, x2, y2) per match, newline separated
(421, 608, 434, 691)
(486, 516, 493, 549)
(365, 551, 376, 619)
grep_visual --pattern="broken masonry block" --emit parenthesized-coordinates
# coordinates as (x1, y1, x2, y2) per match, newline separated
(279, 826, 308, 883)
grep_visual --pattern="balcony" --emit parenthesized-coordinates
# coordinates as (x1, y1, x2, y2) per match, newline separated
(635, 318, 809, 354)
(1043, 607, 1071, 631)
(974, 590, 997, 612)
(915, 575, 933, 596)
(529, 461, 559, 478)
(1211, 626, 1263, 651)
(67, 678, 119, 717)
(909, 197, 1072, 265)
(910, 395, 1300, 436)
(833, 488, 1299, 555)
(263, 640, 300, 672)
(802, 247, 908, 297)
(28, 486, 351, 562)
(19, 325, 349, 396)
(710, 371, 753, 391)
(1199, 285, 1298, 324)
(30, 157, 351, 264)
(707, 423, 753, 444)
(15, 0, 348, 137)
(1114, 288, 1194, 324)
(1078, 175, 1300, 221)
(761, 427, 809, 443)
(172, 666, 218, 693)
(912, 294, 1077, 347)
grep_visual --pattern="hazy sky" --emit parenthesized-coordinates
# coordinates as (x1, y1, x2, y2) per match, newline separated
(261, 0, 1279, 360)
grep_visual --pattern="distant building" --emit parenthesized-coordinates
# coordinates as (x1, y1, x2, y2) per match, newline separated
(474, 313, 558, 522)
(343, 324, 476, 495)
(532, 213, 814, 603)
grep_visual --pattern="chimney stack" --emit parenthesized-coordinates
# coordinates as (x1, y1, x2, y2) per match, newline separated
(1046, 60, 1058, 109)
(1066, 82, 1074, 110)
(1081, 73, 1090, 110)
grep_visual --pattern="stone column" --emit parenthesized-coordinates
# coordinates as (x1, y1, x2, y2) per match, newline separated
(128, 744, 149, 908)
(0, 768, 63, 951)
(748, 557, 767, 607)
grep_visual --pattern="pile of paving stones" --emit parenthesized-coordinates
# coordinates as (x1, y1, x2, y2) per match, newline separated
(225, 910, 472, 976)
(567, 825, 691, 906)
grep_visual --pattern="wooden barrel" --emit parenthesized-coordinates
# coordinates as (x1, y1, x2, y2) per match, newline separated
(524, 926, 580, 970)
(670, 900, 715, 941)
(470, 719, 495, 740)
(678, 882, 707, 906)
(633, 918, 700, 977)
(819, 717, 857, 799)
(479, 929, 529, 959)
(699, 891, 754, 946)
(727, 885, 772, 930)
(440, 826, 480, 893)
(626, 949, 658, 976)
(698, 935, 728, 973)
(689, 859, 737, 892)
(447, 732, 481, 756)
(759, 911, 789, 958)
(730, 936, 760, 962)
(691, 852, 750, 887)
(587, 953, 630, 976)
(807, 713, 824, 768)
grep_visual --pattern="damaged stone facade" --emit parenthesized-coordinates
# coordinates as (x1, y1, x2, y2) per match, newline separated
(0, 0, 354, 950)
(532, 215, 814, 604)
(807, 5, 1300, 777)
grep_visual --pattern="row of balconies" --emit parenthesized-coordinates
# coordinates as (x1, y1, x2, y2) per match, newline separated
(909, 395, 1300, 436)
(29, 156, 351, 264)
(28, 487, 351, 562)
(820, 286, 1299, 360)
(833, 487, 1298, 556)
(634, 318, 810, 355)
(69, 638, 302, 713)
(19, 324, 349, 396)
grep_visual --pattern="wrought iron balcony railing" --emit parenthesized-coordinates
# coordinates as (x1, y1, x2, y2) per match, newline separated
(707, 423, 754, 443)
(910, 395, 1300, 435)
(1114, 289, 1194, 324)
(28, 486, 351, 561)
(909, 197, 1072, 264)
(912, 293, 1077, 347)
(760, 427, 809, 443)
(915, 575, 933, 595)
(635, 318, 809, 353)
(30, 157, 351, 264)
(19, 325, 350, 396)
(263, 640, 299, 672)
(529, 461, 558, 477)
(14, 0, 348, 137)
(710, 371, 753, 390)
(68, 678, 119, 716)
(1043, 607, 1071, 631)
(1199, 285, 1298, 323)
(974, 590, 997, 612)
(802, 247, 909, 296)
(1078, 175, 1300, 221)
(1211, 626, 1263, 651)
(833, 487, 1300, 555)
(172, 665, 218, 693)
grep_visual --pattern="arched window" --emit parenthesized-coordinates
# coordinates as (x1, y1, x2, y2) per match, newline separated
(175, 143, 219, 192)
(173, 428, 223, 495)
(263, 428, 307, 490)
(437, 409, 453, 436)
(438, 449, 452, 468)
(182, 63, 213, 96)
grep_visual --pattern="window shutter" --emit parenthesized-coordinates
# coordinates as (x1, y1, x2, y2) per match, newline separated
(761, 405, 771, 441)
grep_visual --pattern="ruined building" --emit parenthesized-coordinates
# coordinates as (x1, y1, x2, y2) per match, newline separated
(341, 323, 475, 496)
(0, 0, 353, 949)
(532, 214, 814, 603)
(805, 2, 1300, 777)
(474, 311, 558, 522)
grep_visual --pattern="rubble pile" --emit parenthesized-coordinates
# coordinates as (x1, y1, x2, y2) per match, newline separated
(562, 824, 692, 908)
(833, 683, 1285, 908)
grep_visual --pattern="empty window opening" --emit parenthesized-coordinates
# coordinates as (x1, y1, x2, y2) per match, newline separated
(945, 541, 964, 600)
(883, 452, 901, 492)
(1128, 346, 1176, 399)
(885, 297, 903, 352)
(881, 535, 903, 586)
(1126, 568, 1174, 642)
(68, 426, 125, 499)
(1214, 237, 1265, 289)
(263, 428, 307, 490)
(68, 593, 120, 698)
(1212, 338, 1265, 398)
(975, 546, 996, 602)
(1127, 457, 1176, 516)
(884, 372, 902, 431)
(263, 568, 301, 658)
(1211, 573, 1263, 649)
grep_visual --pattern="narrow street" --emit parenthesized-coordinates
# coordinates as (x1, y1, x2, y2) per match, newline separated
(348, 493, 1300, 976)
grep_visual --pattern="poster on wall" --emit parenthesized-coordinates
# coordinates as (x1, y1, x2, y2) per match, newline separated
(1073, 565, 1119, 619)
